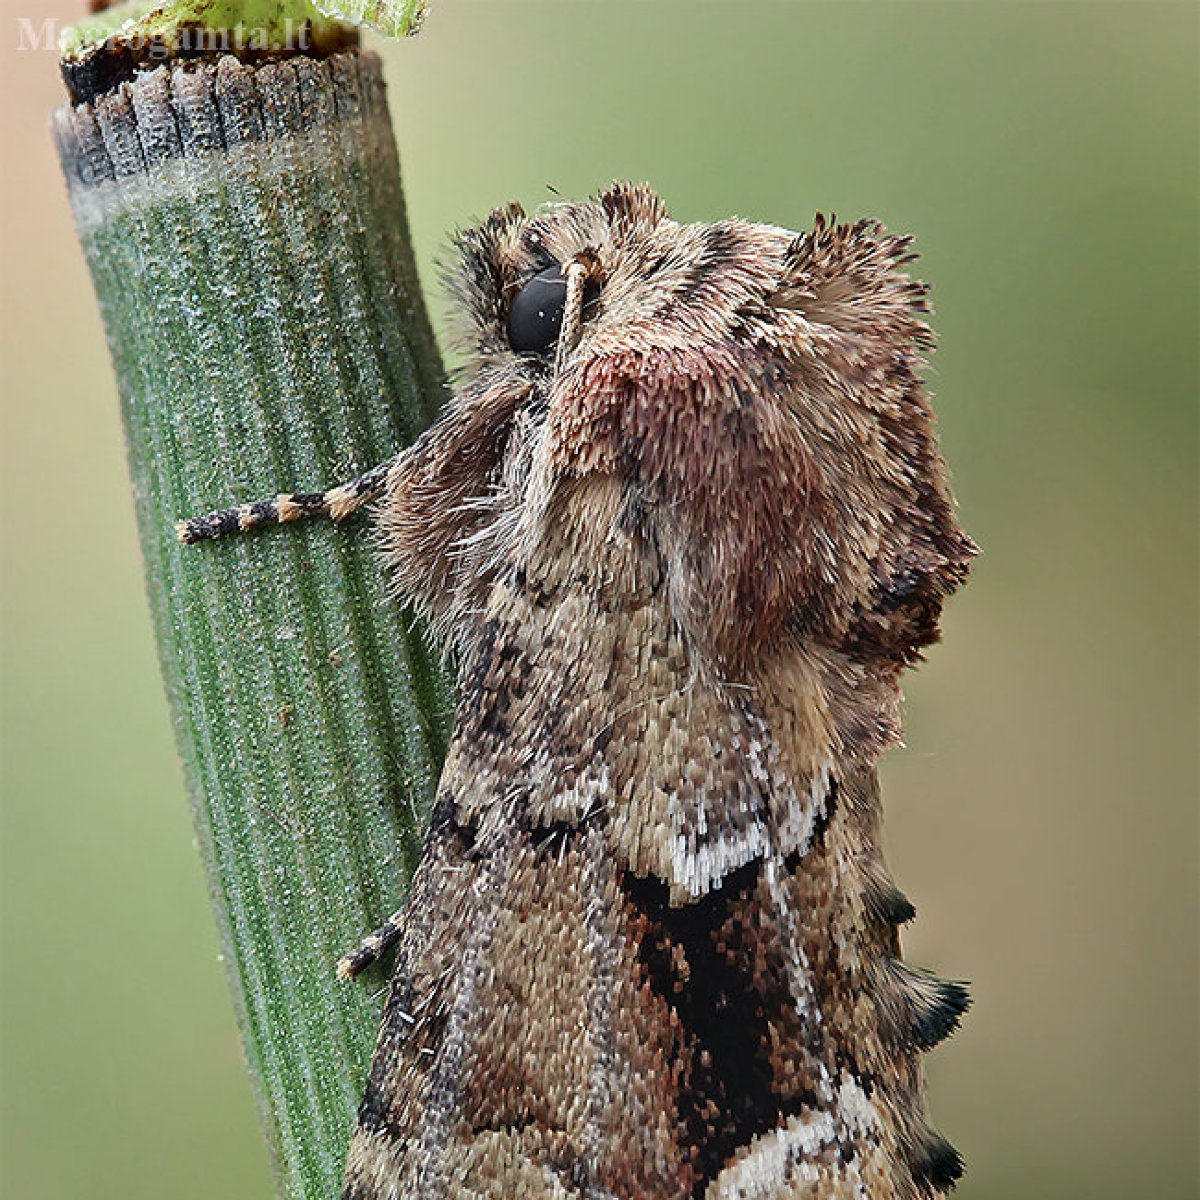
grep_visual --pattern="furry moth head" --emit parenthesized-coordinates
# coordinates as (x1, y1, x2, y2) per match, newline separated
(381, 181, 975, 674)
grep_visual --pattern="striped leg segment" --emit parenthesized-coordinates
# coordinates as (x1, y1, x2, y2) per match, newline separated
(336, 908, 406, 980)
(176, 457, 399, 544)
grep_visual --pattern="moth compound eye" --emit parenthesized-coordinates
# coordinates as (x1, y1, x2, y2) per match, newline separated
(507, 265, 568, 356)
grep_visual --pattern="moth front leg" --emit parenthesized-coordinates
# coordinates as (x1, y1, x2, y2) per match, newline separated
(175, 455, 404, 544)
(176, 380, 529, 639)
(337, 908, 407, 980)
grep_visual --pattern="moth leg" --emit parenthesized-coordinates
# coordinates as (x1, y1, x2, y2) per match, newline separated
(175, 455, 400, 545)
(336, 908, 405, 980)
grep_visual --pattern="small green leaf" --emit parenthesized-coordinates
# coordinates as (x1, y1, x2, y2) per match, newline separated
(60, 0, 426, 64)
(311, 0, 427, 39)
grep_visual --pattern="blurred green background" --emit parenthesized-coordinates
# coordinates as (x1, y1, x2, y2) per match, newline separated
(2, 2, 1196, 1198)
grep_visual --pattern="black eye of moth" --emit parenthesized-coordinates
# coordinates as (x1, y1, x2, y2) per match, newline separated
(506, 265, 569, 355)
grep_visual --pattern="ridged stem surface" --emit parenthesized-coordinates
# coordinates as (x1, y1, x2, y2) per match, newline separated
(53, 51, 451, 1200)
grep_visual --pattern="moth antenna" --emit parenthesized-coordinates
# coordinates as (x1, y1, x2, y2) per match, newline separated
(175, 456, 400, 545)
(554, 251, 601, 374)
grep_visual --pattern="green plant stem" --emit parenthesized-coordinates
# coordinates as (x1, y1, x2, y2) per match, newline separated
(53, 51, 451, 1200)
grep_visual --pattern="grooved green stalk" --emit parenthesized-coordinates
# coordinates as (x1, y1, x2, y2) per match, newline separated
(53, 51, 451, 1200)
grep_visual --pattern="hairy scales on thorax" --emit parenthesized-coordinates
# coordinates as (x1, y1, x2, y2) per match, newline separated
(181, 181, 975, 1198)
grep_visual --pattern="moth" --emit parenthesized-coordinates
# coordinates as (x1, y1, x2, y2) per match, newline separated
(180, 182, 976, 1199)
